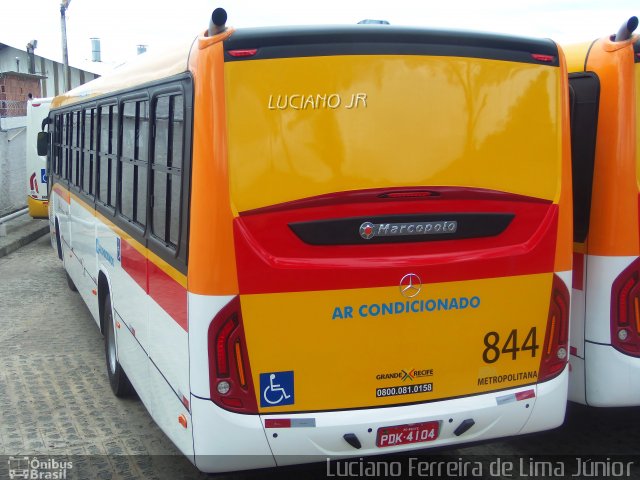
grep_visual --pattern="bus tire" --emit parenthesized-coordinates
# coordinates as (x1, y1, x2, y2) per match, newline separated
(103, 293, 134, 397)
(66, 272, 78, 292)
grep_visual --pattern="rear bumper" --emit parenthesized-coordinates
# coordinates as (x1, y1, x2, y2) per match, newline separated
(27, 196, 48, 218)
(583, 342, 640, 406)
(191, 369, 567, 473)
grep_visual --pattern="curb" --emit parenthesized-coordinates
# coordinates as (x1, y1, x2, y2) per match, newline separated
(0, 225, 50, 259)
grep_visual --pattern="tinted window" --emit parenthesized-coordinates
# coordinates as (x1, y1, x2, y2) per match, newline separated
(119, 99, 148, 226)
(569, 73, 600, 243)
(151, 94, 183, 247)
(97, 104, 118, 208)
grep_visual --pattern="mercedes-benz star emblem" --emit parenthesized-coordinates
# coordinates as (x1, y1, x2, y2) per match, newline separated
(400, 273, 422, 298)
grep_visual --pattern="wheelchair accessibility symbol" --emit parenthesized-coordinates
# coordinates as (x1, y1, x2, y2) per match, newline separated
(260, 371, 294, 407)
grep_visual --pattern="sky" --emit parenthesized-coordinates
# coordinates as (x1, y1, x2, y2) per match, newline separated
(2, 0, 639, 70)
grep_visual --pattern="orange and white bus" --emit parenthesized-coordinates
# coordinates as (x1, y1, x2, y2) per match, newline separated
(565, 18, 640, 406)
(44, 9, 572, 472)
(26, 97, 52, 218)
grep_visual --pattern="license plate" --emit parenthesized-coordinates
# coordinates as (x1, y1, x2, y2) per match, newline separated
(376, 421, 440, 448)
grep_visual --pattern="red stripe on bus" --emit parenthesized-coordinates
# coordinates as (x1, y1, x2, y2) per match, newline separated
(120, 239, 188, 332)
(149, 260, 188, 332)
(572, 252, 584, 291)
(233, 200, 558, 294)
(120, 239, 148, 293)
(51, 162, 189, 333)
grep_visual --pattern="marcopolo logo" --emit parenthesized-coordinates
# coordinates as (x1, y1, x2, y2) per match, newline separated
(359, 220, 457, 240)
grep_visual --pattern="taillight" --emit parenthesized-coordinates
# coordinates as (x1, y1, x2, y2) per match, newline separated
(539, 274, 569, 382)
(208, 296, 258, 413)
(531, 53, 555, 63)
(610, 258, 640, 356)
(378, 190, 437, 199)
(215, 317, 236, 376)
(228, 49, 258, 57)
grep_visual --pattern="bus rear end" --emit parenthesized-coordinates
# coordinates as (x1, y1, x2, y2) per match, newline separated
(188, 25, 571, 472)
(565, 22, 640, 407)
(25, 97, 52, 218)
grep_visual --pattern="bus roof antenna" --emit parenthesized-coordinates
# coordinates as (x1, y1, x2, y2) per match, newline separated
(208, 8, 228, 36)
(613, 16, 638, 41)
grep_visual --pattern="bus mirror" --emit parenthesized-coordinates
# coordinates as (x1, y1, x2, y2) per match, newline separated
(37, 131, 50, 156)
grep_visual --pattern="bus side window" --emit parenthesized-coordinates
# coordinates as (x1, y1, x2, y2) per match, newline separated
(170, 95, 183, 247)
(74, 111, 81, 187)
(138, 101, 149, 227)
(120, 99, 148, 226)
(53, 114, 62, 176)
(151, 93, 183, 248)
(98, 106, 107, 204)
(97, 104, 118, 209)
(82, 108, 96, 196)
(91, 107, 98, 196)
(64, 113, 69, 181)
(569, 73, 600, 243)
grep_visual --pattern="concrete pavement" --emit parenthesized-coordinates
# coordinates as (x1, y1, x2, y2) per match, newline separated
(0, 213, 49, 259)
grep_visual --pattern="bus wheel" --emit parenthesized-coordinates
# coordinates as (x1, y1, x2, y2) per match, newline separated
(66, 272, 78, 292)
(103, 293, 134, 397)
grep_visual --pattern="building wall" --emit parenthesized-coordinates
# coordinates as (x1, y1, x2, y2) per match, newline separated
(0, 47, 30, 78)
(0, 44, 99, 98)
(37, 57, 98, 97)
(0, 73, 41, 116)
(0, 43, 99, 216)
(0, 118, 27, 216)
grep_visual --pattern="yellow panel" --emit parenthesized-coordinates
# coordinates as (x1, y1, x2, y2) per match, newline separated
(225, 55, 562, 212)
(563, 41, 594, 73)
(242, 273, 551, 412)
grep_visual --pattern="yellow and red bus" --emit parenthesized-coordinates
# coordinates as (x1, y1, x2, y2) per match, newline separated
(565, 18, 640, 406)
(45, 10, 572, 472)
(26, 97, 52, 218)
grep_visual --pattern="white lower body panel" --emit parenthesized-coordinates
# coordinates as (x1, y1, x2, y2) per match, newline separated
(190, 369, 567, 473)
(584, 342, 640, 406)
(191, 396, 276, 472)
(568, 355, 586, 405)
